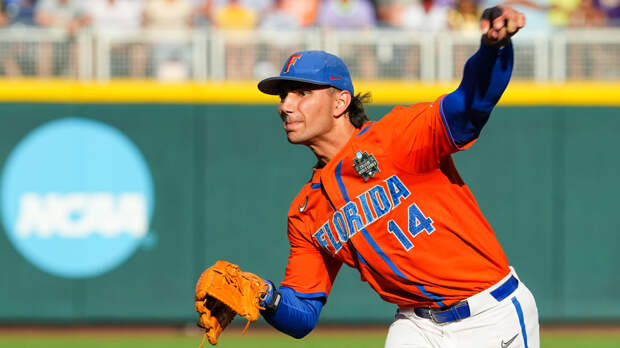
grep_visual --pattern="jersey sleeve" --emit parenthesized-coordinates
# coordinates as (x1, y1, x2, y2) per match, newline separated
(383, 95, 470, 173)
(280, 216, 342, 299)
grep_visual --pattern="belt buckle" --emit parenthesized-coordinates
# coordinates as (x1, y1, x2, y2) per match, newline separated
(429, 300, 469, 324)
(428, 308, 442, 324)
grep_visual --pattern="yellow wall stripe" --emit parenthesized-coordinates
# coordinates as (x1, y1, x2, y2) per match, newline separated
(0, 79, 618, 106)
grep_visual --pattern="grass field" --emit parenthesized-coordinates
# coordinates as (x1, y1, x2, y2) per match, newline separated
(1, 328, 620, 348)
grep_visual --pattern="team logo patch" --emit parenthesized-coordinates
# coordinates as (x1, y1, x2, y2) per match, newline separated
(353, 151, 379, 182)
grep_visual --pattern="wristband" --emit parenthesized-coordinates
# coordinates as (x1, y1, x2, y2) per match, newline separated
(260, 280, 282, 311)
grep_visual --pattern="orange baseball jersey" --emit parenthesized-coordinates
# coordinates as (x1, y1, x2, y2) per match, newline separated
(280, 95, 510, 308)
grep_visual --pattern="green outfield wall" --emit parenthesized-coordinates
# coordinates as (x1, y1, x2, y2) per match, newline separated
(0, 101, 618, 325)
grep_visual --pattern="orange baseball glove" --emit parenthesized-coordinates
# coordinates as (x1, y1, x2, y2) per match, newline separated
(194, 260, 270, 346)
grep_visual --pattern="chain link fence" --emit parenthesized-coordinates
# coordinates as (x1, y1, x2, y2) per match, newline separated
(0, 28, 618, 82)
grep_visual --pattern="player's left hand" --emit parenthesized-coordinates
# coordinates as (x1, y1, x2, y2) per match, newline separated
(480, 6, 526, 48)
(195, 260, 269, 346)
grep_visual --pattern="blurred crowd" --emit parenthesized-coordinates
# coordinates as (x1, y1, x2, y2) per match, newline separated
(0, 0, 618, 79)
(0, 0, 618, 35)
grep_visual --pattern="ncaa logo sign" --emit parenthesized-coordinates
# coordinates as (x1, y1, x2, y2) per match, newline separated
(1, 118, 154, 278)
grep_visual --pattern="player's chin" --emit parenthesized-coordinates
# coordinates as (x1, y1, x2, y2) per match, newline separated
(286, 133, 303, 144)
(285, 131, 308, 145)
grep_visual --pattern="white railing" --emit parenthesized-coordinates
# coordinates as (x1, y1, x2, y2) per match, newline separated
(0, 28, 619, 82)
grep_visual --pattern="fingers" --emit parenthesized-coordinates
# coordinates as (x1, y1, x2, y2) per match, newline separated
(481, 6, 526, 46)
(480, 6, 503, 34)
(500, 8, 525, 34)
(507, 16, 518, 34)
(481, 19, 490, 34)
(491, 6, 525, 34)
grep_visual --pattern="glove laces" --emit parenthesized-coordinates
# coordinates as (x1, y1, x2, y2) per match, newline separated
(198, 332, 208, 348)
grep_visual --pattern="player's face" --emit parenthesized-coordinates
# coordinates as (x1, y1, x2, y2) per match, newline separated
(278, 84, 339, 145)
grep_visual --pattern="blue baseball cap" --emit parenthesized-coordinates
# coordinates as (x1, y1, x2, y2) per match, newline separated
(258, 50, 354, 96)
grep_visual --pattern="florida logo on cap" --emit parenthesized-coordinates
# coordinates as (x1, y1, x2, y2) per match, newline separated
(284, 54, 302, 73)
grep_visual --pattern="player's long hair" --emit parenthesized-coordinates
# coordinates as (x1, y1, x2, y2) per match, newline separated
(347, 92, 372, 128)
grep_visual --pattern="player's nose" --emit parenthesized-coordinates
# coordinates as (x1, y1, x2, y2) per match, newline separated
(278, 93, 295, 117)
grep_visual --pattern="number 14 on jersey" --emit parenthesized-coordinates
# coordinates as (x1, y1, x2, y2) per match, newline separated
(387, 203, 435, 251)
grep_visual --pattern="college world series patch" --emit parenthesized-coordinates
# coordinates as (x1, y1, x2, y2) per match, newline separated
(353, 151, 380, 181)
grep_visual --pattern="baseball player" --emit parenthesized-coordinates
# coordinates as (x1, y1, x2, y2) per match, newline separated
(195, 5, 539, 348)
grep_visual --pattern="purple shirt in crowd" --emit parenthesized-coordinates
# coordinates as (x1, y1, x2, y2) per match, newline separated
(317, 0, 376, 29)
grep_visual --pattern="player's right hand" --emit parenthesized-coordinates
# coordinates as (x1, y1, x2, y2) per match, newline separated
(480, 6, 526, 48)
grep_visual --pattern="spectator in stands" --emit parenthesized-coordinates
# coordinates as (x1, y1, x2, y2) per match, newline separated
(143, 0, 194, 81)
(1, 2, 11, 75)
(211, 0, 259, 79)
(548, 0, 578, 28)
(194, 0, 271, 26)
(317, 0, 377, 28)
(237, 0, 271, 14)
(211, 0, 258, 28)
(144, 0, 193, 30)
(596, 0, 620, 25)
(594, 0, 619, 79)
(257, 0, 302, 78)
(35, 0, 83, 31)
(2, 0, 37, 26)
(317, 0, 378, 79)
(193, 0, 212, 26)
(84, 0, 147, 78)
(0, 0, 39, 77)
(567, 0, 608, 78)
(447, 0, 479, 31)
(569, 0, 607, 26)
(376, 0, 409, 27)
(260, 0, 299, 28)
(34, 0, 86, 77)
(381, 0, 451, 79)
(448, 2, 478, 72)
(395, 0, 452, 31)
(446, 0, 479, 79)
(35, 0, 84, 33)
(493, 0, 552, 33)
(278, 0, 320, 27)
(0, 3, 8, 74)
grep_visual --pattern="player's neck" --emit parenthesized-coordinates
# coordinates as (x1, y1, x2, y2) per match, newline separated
(309, 122, 356, 168)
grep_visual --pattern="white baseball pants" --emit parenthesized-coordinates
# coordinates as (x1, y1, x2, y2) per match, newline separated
(385, 268, 539, 348)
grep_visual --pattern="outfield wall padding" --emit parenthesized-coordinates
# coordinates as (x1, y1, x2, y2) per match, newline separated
(0, 103, 618, 324)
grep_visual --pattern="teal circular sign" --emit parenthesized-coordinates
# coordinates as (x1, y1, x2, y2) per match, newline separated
(1, 118, 154, 278)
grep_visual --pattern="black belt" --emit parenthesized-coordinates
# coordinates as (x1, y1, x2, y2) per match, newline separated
(413, 275, 519, 324)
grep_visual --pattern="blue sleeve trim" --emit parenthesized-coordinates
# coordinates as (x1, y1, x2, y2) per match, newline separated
(356, 121, 374, 137)
(310, 183, 322, 189)
(261, 286, 324, 339)
(441, 41, 514, 148)
(280, 286, 327, 300)
(438, 96, 461, 151)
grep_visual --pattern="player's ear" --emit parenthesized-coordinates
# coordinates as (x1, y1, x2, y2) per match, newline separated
(333, 89, 352, 118)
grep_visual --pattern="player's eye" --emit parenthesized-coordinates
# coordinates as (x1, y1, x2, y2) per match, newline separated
(299, 89, 311, 96)
(279, 90, 294, 101)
